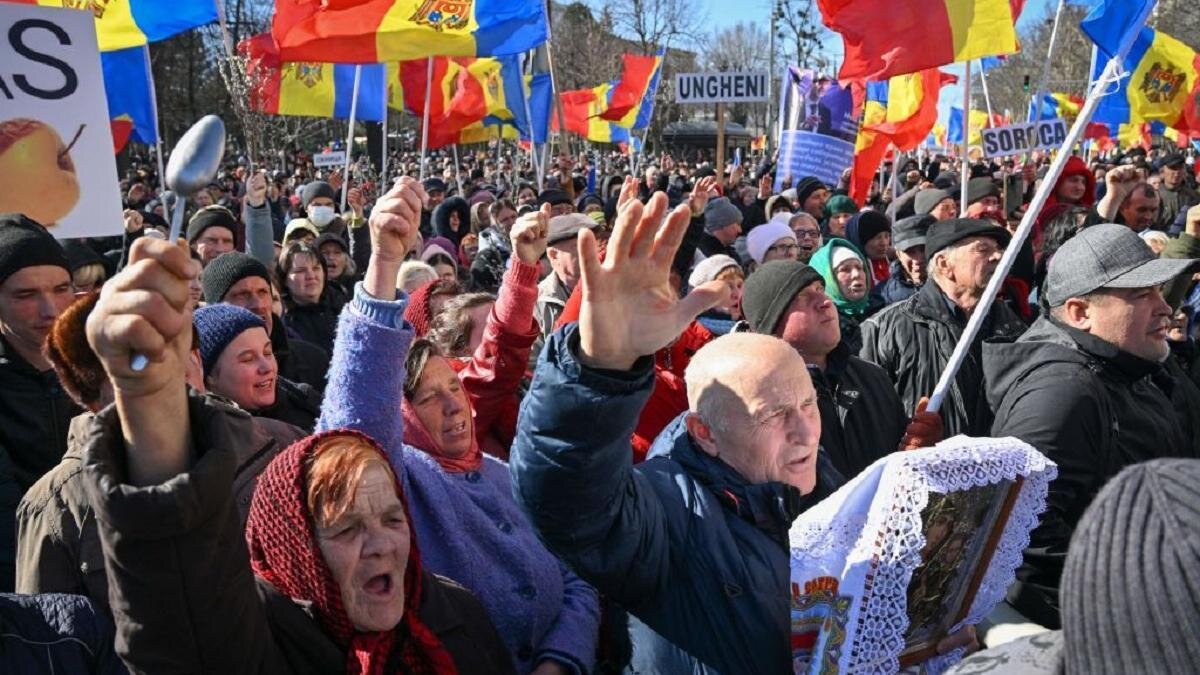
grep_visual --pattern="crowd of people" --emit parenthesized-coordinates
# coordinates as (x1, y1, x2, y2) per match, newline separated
(0, 135, 1198, 673)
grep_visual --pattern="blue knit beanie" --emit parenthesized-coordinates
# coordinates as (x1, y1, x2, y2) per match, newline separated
(193, 304, 266, 377)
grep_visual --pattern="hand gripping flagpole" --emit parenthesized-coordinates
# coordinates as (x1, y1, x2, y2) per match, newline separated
(925, 11, 1148, 414)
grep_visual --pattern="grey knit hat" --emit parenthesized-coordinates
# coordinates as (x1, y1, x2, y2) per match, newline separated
(704, 197, 743, 234)
(1061, 459, 1200, 674)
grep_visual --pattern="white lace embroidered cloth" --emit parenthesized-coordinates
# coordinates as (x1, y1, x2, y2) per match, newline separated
(788, 436, 1056, 674)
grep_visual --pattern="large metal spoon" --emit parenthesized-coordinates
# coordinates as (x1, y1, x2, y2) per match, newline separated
(130, 115, 226, 372)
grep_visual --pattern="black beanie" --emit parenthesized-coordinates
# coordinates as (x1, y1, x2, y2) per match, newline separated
(794, 176, 826, 206)
(186, 207, 238, 244)
(0, 213, 69, 285)
(740, 260, 824, 336)
(62, 240, 105, 272)
(1061, 458, 1200, 673)
(301, 181, 337, 209)
(202, 251, 272, 304)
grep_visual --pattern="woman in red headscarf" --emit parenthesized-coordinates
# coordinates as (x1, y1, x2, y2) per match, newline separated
(86, 421, 513, 674)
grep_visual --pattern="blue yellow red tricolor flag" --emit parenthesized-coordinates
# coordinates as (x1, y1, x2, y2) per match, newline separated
(1078, 0, 1157, 60)
(10, 0, 216, 51)
(1089, 26, 1200, 145)
(850, 68, 956, 203)
(271, 0, 548, 64)
(600, 49, 666, 128)
(818, 0, 1020, 81)
(557, 85, 631, 146)
(241, 34, 387, 122)
(1029, 92, 1084, 121)
(101, 46, 157, 152)
(947, 107, 1004, 146)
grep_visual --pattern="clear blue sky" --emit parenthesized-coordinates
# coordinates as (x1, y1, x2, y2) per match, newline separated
(697, 0, 1061, 121)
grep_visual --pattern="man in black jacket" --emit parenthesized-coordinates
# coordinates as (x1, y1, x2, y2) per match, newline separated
(984, 223, 1200, 630)
(860, 218, 1026, 435)
(0, 215, 82, 592)
(742, 261, 933, 479)
(202, 252, 329, 391)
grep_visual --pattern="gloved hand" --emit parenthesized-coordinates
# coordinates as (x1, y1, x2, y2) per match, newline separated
(898, 396, 943, 451)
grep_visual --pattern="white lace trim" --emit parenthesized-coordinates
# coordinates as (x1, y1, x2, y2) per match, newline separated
(790, 436, 1056, 675)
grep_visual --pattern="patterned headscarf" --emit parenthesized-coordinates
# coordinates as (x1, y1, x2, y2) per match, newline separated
(245, 429, 457, 675)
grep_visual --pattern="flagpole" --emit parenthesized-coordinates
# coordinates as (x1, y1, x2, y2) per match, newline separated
(1029, 0, 1066, 122)
(959, 59, 971, 215)
(452, 143, 463, 195)
(541, 1, 572, 158)
(141, 44, 167, 193)
(381, 73, 389, 185)
(926, 5, 1155, 414)
(979, 60, 996, 127)
(341, 65, 363, 213)
(419, 56, 434, 182)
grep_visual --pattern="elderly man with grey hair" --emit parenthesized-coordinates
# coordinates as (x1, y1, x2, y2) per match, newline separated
(535, 212, 597, 338)
(511, 192, 974, 674)
(860, 218, 1027, 436)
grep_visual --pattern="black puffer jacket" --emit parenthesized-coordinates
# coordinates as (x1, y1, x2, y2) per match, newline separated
(811, 342, 908, 479)
(984, 317, 1196, 629)
(859, 281, 1026, 435)
(0, 592, 125, 674)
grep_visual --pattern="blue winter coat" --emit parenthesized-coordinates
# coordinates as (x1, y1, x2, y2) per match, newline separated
(511, 326, 841, 675)
(0, 593, 126, 673)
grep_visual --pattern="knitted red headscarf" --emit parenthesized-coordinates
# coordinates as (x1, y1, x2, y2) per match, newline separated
(245, 429, 457, 675)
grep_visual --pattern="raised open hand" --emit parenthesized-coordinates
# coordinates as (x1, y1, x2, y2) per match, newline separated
(87, 237, 195, 399)
(511, 203, 551, 265)
(577, 192, 730, 371)
(689, 176, 718, 217)
(616, 176, 639, 211)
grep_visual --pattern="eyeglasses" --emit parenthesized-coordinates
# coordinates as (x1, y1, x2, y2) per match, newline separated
(768, 243, 801, 255)
(794, 229, 822, 240)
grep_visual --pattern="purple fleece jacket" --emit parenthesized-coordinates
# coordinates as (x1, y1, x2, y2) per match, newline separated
(317, 282, 599, 674)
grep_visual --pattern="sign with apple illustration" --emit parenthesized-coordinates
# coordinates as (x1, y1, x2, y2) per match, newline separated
(0, 3, 123, 239)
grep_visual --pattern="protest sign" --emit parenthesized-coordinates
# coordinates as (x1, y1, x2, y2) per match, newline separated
(674, 72, 769, 104)
(774, 69, 857, 191)
(980, 118, 1068, 159)
(0, 3, 123, 239)
(313, 150, 347, 168)
(776, 130, 855, 189)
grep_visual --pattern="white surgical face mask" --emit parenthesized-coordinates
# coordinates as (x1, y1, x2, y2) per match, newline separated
(308, 205, 336, 228)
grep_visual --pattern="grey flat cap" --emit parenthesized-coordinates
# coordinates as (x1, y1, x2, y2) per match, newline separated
(1045, 223, 1200, 307)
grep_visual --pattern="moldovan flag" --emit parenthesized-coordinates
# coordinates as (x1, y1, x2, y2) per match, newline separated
(1029, 92, 1084, 121)
(11, 0, 216, 51)
(241, 34, 387, 122)
(850, 68, 955, 203)
(557, 85, 630, 145)
(600, 49, 666, 127)
(101, 46, 158, 151)
(1089, 27, 1200, 141)
(818, 0, 1019, 81)
(271, 0, 548, 64)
